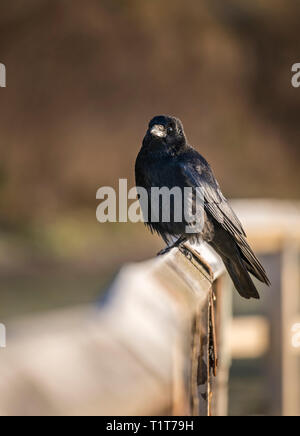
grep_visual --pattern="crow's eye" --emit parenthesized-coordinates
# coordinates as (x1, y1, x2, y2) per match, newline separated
(167, 127, 173, 135)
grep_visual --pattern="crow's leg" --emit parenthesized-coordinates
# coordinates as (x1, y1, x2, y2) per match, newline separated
(157, 235, 187, 256)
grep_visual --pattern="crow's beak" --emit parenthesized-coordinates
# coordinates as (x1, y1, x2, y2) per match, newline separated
(150, 124, 167, 138)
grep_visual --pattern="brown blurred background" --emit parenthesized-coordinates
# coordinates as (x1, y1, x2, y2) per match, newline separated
(0, 0, 300, 415)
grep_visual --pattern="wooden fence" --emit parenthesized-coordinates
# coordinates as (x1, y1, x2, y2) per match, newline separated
(0, 242, 229, 416)
(230, 200, 300, 416)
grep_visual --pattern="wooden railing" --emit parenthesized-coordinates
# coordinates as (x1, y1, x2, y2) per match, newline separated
(0, 242, 230, 416)
(1, 200, 299, 416)
(230, 200, 300, 416)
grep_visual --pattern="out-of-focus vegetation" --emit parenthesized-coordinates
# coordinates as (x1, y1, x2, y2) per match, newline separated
(1, 0, 300, 218)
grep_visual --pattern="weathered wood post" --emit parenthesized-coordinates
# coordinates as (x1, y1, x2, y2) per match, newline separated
(0, 243, 229, 416)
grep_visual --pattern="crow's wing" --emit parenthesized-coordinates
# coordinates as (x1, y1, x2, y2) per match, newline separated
(178, 159, 246, 239)
(178, 158, 270, 285)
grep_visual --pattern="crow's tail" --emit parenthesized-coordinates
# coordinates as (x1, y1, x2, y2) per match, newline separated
(222, 255, 261, 300)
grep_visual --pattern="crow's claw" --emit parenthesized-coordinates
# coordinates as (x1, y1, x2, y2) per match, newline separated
(157, 246, 172, 256)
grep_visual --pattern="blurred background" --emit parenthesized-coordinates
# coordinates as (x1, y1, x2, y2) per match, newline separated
(0, 0, 300, 416)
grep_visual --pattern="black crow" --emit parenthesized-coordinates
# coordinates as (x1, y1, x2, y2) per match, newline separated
(135, 115, 270, 299)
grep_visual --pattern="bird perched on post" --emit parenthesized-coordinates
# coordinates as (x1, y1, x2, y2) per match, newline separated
(135, 115, 270, 299)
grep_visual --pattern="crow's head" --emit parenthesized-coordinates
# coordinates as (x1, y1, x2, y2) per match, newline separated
(145, 115, 187, 152)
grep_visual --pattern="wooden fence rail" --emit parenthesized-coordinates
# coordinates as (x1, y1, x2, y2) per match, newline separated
(0, 243, 229, 416)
